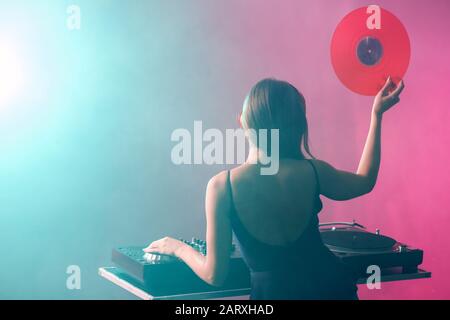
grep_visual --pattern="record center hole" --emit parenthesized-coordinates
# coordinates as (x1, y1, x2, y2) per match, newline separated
(357, 36, 383, 66)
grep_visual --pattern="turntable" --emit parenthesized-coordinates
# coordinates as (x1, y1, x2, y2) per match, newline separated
(319, 221, 424, 275)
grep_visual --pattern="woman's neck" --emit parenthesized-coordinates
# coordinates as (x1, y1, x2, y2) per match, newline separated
(246, 146, 306, 164)
(246, 147, 266, 164)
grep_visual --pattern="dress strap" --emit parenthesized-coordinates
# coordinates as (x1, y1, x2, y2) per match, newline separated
(306, 160, 321, 195)
(227, 170, 236, 209)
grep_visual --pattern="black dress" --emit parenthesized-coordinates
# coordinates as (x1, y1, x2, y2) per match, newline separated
(227, 160, 359, 300)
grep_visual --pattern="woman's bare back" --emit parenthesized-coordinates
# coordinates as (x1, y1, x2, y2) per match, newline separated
(229, 159, 319, 246)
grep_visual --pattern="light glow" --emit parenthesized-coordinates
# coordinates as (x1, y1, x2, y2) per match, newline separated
(0, 43, 24, 104)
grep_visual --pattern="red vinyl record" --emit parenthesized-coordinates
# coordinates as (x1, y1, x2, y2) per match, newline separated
(331, 6, 411, 96)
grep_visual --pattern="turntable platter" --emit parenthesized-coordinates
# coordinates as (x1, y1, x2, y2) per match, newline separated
(321, 229, 397, 253)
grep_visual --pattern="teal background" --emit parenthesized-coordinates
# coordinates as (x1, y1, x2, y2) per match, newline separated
(0, 1, 241, 299)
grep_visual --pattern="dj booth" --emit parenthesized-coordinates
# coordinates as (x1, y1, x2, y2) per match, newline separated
(98, 266, 430, 300)
(99, 222, 431, 300)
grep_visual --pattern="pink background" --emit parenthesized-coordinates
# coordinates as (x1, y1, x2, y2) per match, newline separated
(201, 0, 450, 299)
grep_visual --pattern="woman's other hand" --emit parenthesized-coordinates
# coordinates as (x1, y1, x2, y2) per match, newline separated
(143, 237, 185, 257)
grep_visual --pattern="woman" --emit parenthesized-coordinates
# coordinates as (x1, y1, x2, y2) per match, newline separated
(145, 77, 404, 300)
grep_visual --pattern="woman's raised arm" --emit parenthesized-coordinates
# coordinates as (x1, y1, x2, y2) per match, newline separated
(313, 77, 405, 201)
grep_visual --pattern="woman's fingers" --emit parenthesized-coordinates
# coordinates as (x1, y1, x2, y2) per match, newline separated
(143, 241, 159, 252)
(391, 80, 405, 98)
(384, 81, 404, 106)
(380, 76, 393, 95)
(143, 246, 153, 253)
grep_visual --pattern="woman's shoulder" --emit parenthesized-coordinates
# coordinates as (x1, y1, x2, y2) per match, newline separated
(207, 170, 229, 191)
(209, 165, 255, 192)
(304, 159, 336, 175)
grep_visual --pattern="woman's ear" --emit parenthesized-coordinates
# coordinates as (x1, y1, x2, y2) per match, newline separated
(237, 112, 243, 128)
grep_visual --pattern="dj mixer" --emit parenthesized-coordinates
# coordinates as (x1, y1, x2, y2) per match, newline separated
(112, 239, 250, 296)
